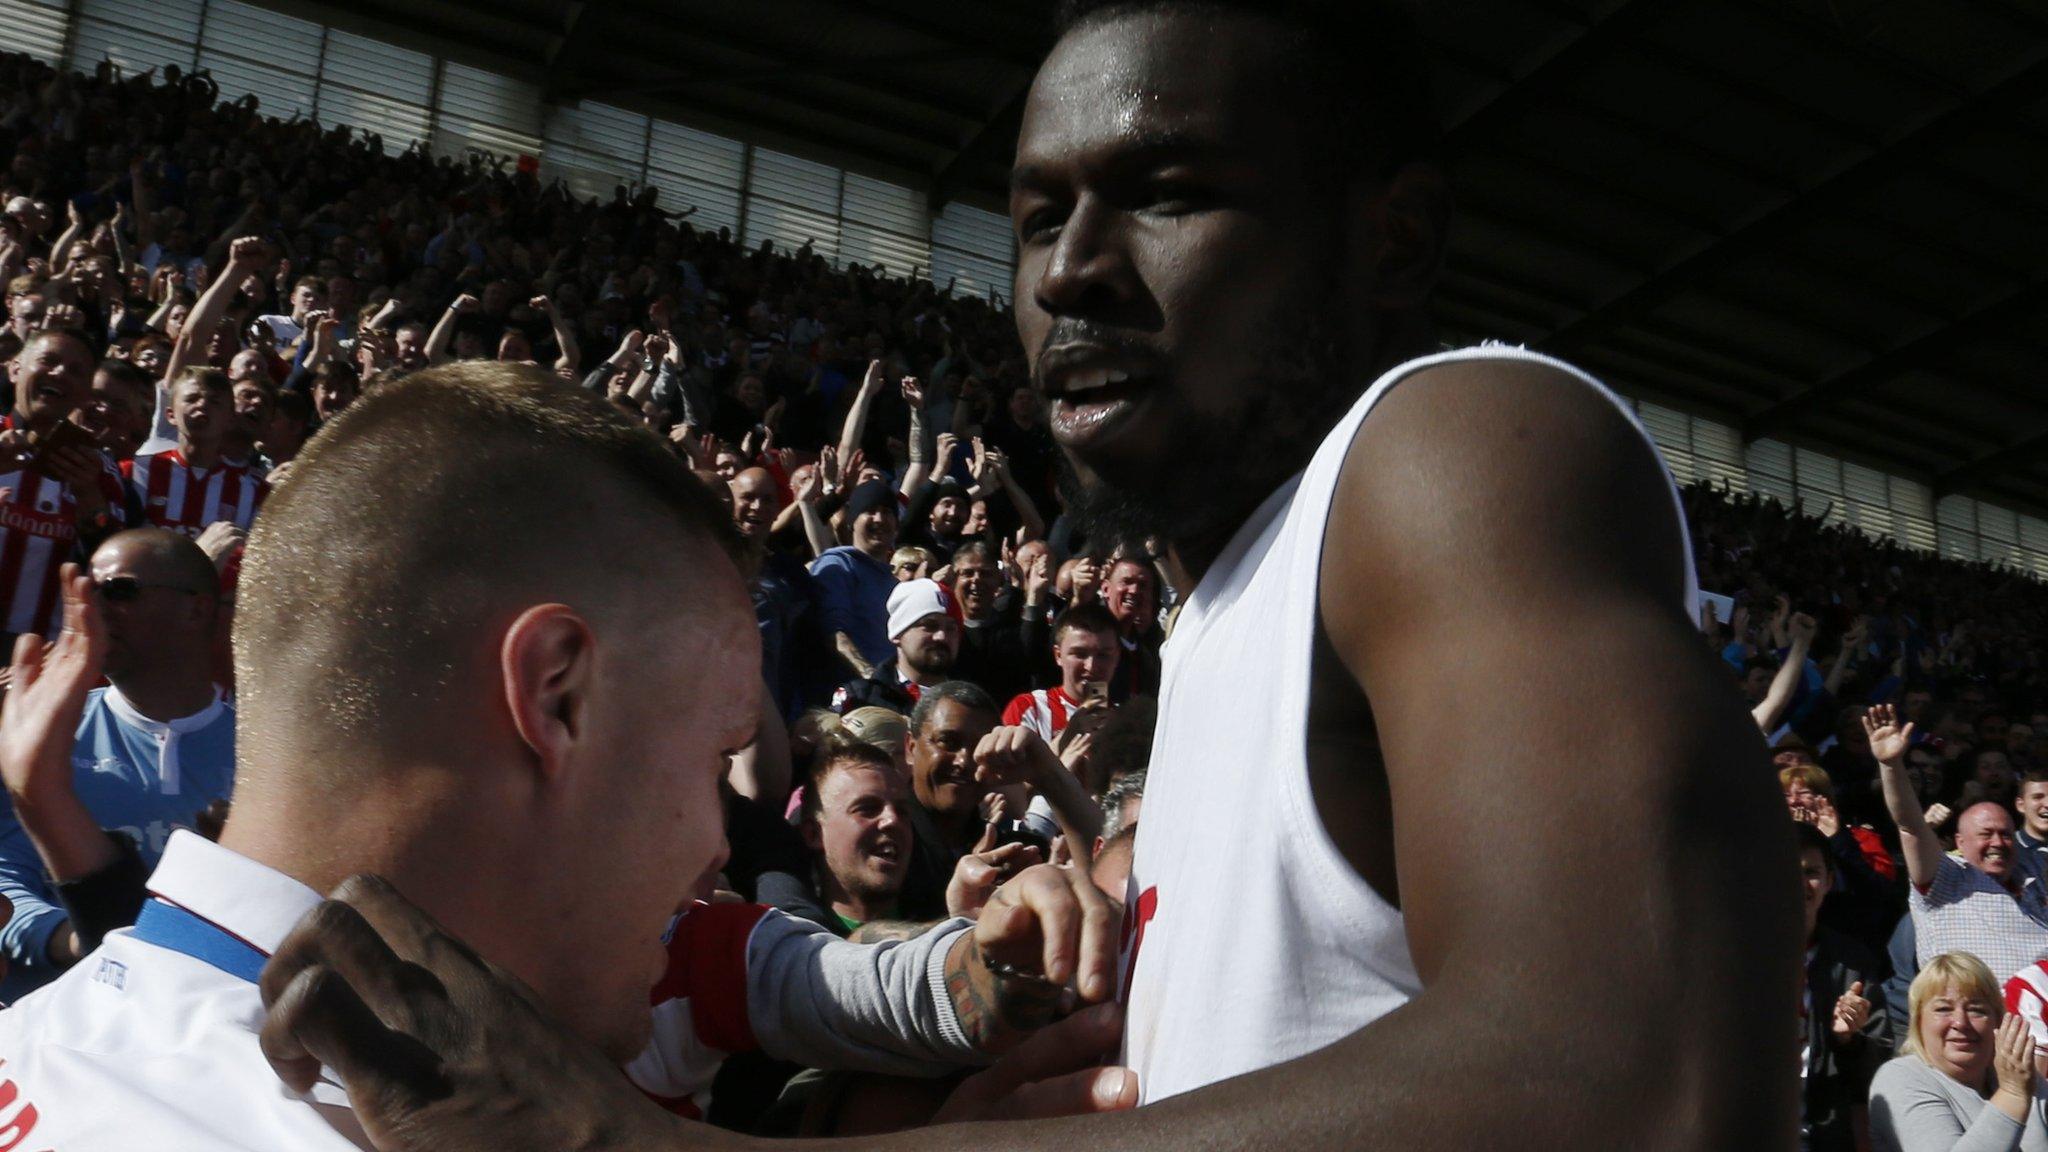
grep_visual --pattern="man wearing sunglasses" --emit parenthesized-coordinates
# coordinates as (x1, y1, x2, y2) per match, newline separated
(0, 527, 230, 1001)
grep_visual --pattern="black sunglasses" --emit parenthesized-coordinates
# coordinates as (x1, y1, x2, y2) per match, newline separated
(93, 575, 203, 603)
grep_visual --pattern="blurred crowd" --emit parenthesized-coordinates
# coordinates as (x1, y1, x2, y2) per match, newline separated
(0, 49, 2045, 1149)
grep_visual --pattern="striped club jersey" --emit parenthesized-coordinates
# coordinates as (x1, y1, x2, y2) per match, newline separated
(0, 450, 127, 638)
(1001, 686, 1078, 744)
(122, 450, 267, 536)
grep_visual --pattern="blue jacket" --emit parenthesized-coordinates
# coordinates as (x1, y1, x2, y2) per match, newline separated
(0, 687, 235, 1001)
(808, 546, 895, 671)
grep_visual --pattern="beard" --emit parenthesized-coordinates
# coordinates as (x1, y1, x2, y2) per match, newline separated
(1054, 276, 1355, 559)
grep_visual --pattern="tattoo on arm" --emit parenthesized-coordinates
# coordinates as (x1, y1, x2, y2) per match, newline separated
(942, 933, 1065, 1053)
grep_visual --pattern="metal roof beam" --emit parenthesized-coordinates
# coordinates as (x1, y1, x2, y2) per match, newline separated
(1440, 0, 1662, 143)
(1934, 427, 2048, 496)
(823, 0, 1044, 69)
(1745, 277, 2048, 439)
(928, 82, 1029, 210)
(1533, 49, 2048, 362)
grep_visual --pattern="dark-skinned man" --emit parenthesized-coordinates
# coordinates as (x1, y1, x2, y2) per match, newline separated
(249, 3, 1796, 1148)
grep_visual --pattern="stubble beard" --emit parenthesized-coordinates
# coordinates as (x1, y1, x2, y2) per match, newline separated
(1054, 275, 1354, 559)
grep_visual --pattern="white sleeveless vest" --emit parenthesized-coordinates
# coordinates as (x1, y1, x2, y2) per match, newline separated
(1118, 345, 1699, 1103)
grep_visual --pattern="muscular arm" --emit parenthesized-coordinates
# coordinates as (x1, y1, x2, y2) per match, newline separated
(878, 362, 1795, 1152)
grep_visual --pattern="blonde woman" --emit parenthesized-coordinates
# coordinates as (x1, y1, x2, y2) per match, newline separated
(1869, 952, 2047, 1150)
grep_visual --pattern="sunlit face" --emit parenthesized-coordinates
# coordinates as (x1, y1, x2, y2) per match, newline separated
(564, 576, 759, 1062)
(906, 699, 995, 820)
(1103, 560, 1156, 629)
(952, 552, 1001, 619)
(1957, 803, 2018, 880)
(853, 504, 899, 556)
(895, 613, 960, 679)
(1918, 985, 1999, 1085)
(1055, 625, 1119, 699)
(171, 377, 229, 450)
(809, 762, 913, 906)
(9, 332, 93, 425)
(727, 470, 779, 541)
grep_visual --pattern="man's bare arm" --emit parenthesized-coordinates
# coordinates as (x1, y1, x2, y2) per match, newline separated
(1866, 703, 1937, 887)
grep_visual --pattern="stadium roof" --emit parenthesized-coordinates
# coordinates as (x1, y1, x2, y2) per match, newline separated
(255, 0, 2048, 514)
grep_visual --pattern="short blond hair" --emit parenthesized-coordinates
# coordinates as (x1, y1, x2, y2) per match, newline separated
(1778, 763, 1835, 802)
(1903, 952, 2001, 1058)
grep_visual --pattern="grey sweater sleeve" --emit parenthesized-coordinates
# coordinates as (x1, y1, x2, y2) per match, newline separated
(1868, 1057, 2035, 1152)
(745, 909, 984, 1077)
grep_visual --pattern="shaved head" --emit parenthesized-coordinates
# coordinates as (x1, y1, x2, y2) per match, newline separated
(234, 360, 742, 778)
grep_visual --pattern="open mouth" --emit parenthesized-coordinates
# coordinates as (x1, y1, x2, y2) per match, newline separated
(1038, 345, 1163, 451)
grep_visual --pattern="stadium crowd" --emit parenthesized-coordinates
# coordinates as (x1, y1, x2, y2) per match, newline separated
(0, 46, 2042, 1151)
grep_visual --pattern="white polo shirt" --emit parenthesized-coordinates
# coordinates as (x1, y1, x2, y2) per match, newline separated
(0, 831, 368, 1150)
(0, 832, 982, 1148)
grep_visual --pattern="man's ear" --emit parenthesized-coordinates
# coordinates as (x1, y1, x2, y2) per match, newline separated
(799, 818, 822, 853)
(501, 603, 596, 780)
(1355, 161, 1451, 309)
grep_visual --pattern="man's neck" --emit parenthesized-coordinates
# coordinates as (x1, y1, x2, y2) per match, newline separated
(856, 540, 890, 563)
(823, 882, 896, 927)
(176, 435, 220, 469)
(112, 669, 218, 723)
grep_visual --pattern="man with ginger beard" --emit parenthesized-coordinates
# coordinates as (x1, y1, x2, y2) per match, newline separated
(730, 467, 817, 723)
(832, 579, 963, 718)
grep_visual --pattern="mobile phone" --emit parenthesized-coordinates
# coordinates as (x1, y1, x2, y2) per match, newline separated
(1079, 681, 1110, 707)
(31, 419, 97, 464)
(993, 820, 1052, 859)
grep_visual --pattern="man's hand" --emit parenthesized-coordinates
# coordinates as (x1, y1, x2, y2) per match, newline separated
(259, 876, 692, 1152)
(1924, 802, 1953, 828)
(1787, 612, 1816, 647)
(195, 521, 247, 569)
(901, 375, 925, 411)
(1863, 703, 1914, 767)
(527, 294, 555, 316)
(861, 358, 884, 394)
(42, 443, 107, 514)
(1829, 981, 1870, 1045)
(947, 812, 1045, 918)
(1809, 795, 1841, 838)
(943, 861, 1120, 1053)
(1025, 552, 1054, 602)
(973, 725, 1063, 792)
(930, 1002, 1138, 1123)
(0, 564, 104, 808)
(448, 293, 479, 315)
(227, 235, 266, 269)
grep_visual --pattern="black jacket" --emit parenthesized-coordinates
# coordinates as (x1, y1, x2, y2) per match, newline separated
(830, 665, 919, 717)
(1804, 925, 1893, 1152)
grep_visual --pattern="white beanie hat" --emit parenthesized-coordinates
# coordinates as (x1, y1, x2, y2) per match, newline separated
(887, 578, 959, 641)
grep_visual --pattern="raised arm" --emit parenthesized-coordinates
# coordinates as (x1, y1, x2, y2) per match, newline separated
(532, 294, 579, 375)
(164, 235, 264, 382)
(425, 293, 476, 364)
(899, 376, 932, 497)
(1751, 612, 1814, 734)
(836, 359, 885, 472)
(1867, 703, 1938, 889)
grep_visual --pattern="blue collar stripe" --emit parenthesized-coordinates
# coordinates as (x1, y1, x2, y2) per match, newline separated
(131, 899, 268, 983)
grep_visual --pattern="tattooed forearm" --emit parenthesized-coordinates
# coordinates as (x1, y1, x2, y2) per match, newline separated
(943, 933, 1065, 1053)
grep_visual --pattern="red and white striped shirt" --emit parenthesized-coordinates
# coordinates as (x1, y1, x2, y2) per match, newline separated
(630, 902, 770, 1120)
(0, 453, 126, 638)
(1002, 685, 1078, 744)
(122, 449, 267, 537)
